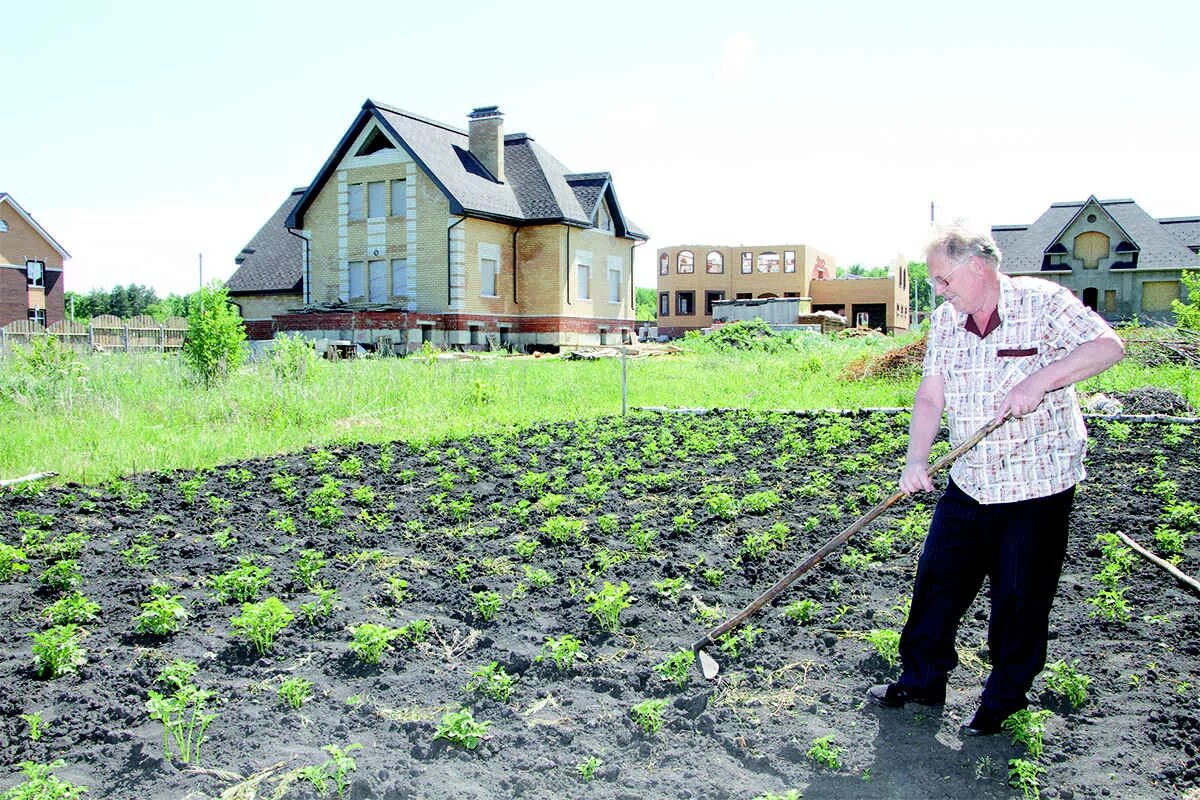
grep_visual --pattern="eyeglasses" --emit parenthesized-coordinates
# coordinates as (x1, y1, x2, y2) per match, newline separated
(927, 261, 966, 292)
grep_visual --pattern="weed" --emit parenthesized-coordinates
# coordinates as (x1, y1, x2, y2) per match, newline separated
(19, 711, 47, 742)
(784, 599, 821, 624)
(30, 625, 86, 678)
(434, 707, 490, 750)
(585, 581, 631, 632)
(270, 471, 299, 499)
(629, 699, 668, 734)
(44, 592, 100, 625)
(1, 760, 88, 799)
(340, 456, 363, 477)
(209, 557, 272, 603)
(121, 533, 158, 567)
(279, 676, 314, 710)
(466, 661, 518, 702)
(522, 565, 555, 588)
(230, 597, 293, 654)
(307, 475, 346, 526)
(654, 649, 696, 689)
(135, 583, 187, 636)
(298, 742, 362, 798)
(473, 590, 503, 621)
(752, 792, 803, 800)
(596, 513, 619, 535)
(626, 524, 656, 553)
(1002, 709, 1052, 759)
(309, 449, 335, 472)
(1044, 659, 1091, 708)
(672, 509, 696, 535)
(742, 523, 788, 560)
(348, 622, 402, 664)
(397, 619, 431, 645)
(538, 634, 584, 670)
(1007, 757, 1044, 800)
(864, 629, 901, 668)
(806, 734, 843, 770)
(179, 475, 205, 504)
(577, 756, 601, 782)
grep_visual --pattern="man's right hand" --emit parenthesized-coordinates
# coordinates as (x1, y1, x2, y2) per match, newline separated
(900, 463, 934, 494)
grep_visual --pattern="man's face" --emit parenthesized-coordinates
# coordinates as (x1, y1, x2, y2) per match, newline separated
(928, 253, 979, 314)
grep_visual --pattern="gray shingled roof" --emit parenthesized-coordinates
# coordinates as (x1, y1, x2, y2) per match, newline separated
(1160, 217, 1200, 253)
(992, 197, 1199, 273)
(287, 101, 646, 239)
(227, 188, 305, 294)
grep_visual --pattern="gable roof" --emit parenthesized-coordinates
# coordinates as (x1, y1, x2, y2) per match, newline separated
(286, 100, 646, 239)
(227, 188, 305, 294)
(992, 196, 1198, 272)
(0, 193, 70, 259)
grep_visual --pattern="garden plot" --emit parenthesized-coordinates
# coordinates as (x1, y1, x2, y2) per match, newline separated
(1, 409, 1197, 800)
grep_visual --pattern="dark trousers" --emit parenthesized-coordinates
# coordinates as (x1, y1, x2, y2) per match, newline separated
(897, 479, 1075, 714)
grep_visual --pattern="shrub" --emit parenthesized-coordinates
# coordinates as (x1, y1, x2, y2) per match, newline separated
(181, 281, 248, 387)
(268, 333, 320, 381)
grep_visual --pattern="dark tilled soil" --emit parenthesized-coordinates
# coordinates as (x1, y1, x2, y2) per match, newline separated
(1, 410, 1197, 800)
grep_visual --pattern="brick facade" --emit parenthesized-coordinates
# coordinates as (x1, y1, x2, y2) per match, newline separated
(0, 195, 68, 327)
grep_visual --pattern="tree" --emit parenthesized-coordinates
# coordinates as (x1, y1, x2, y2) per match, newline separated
(182, 282, 247, 387)
(1171, 269, 1200, 330)
(908, 261, 933, 314)
(635, 287, 658, 321)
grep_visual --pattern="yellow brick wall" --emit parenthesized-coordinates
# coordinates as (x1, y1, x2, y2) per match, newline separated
(414, 173, 450, 310)
(0, 204, 64, 269)
(234, 294, 302, 320)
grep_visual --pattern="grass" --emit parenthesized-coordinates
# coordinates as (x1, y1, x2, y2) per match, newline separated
(1, 330, 1193, 484)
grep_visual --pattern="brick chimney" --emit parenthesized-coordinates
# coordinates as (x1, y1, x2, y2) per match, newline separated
(467, 105, 504, 182)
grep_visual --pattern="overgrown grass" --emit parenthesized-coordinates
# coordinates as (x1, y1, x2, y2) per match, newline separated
(0, 329, 1190, 485)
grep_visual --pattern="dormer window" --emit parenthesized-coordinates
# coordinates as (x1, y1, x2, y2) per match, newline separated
(594, 202, 613, 232)
(26, 260, 44, 287)
(0, 219, 8, 232)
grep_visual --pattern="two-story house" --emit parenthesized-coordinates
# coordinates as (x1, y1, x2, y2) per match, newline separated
(263, 101, 646, 351)
(992, 196, 1199, 322)
(0, 193, 69, 328)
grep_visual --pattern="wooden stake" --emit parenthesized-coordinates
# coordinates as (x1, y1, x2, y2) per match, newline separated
(0, 471, 57, 488)
(1115, 529, 1200, 598)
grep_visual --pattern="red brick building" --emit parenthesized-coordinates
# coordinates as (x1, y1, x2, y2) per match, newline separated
(0, 193, 70, 328)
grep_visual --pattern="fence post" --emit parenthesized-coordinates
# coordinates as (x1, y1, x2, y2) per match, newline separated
(621, 347, 628, 416)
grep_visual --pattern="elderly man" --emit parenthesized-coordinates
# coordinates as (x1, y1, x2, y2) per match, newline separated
(867, 226, 1125, 735)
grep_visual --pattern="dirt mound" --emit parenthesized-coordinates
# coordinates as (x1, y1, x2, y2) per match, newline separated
(1108, 386, 1196, 416)
(840, 337, 926, 381)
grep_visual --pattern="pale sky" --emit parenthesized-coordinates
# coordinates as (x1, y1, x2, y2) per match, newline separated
(5, 0, 1198, 297)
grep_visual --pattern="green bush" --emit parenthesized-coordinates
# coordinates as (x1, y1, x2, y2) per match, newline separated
(182, 282, 247, 387)
(268, 333, 320, 381)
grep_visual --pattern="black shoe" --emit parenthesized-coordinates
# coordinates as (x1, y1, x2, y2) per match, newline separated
(959, 707, 1012, 737)
(866, 682, 945, 708)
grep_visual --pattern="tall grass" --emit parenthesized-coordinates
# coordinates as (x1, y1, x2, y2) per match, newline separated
(0, 330, 1191, 485)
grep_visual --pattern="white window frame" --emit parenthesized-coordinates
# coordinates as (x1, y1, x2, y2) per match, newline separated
(26, 260, 45, 287)
(576, 250, 592, 301)
(367, 181, 386, 218)
(27, 307, 46, 326)
(347, 184, 364, 221)
(479, 242, 501, 298)
(368, 259, 388, 303)
(348, 260, 365, 300)
(390, 180, 406, 217)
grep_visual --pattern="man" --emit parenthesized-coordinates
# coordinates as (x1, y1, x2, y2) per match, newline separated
(867, 226, 1125, 735)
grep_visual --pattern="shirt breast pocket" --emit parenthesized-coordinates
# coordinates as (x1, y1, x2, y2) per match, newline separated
(996, 344, 1042, 388)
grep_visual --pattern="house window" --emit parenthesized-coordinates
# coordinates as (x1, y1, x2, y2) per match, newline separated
(735, 292, 752, 299)
(677, 251, 694, 273)
(391, 259, 407, 298)
(26, 260, 45, 287)
(368, 260, 388, 303)
(608, 263, 622, 304)
(1104, 289, 1117, 313)
(659, 292, 670, 317)
(367, 182, 386, 218)
(757, 251, 780, 272)
(621, 328, 632, 345)
(499, 327, 510, 347)
(659, 252, 669, 275)
(348, 184, 364, 221)
(469, 325, 482, 346)
(0, 220, 8, 231)
(784, 251, 796, 273)
(706, 251, 723, 274)
(480, 242, 501, 298)
(741, 252, 753, 274)
(676, 291, 695, 316)
(27, 307, 46, 326)
(595, 202, 613, 232)
(599, 328, 608, 345)
(577, 250, 592, 301)
(705, 290, 725, 315)
(348, 261, 365, 300)
(420, 323, 434, 343)
(390, 180, 406, 217)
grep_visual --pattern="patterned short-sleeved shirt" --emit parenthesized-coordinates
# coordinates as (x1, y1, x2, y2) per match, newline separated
(923, 274, 1114, 505)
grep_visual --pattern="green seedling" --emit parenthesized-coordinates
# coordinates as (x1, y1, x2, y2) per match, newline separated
(1086, 586, 1131, 623)
(741, 489, 781, 514)
(705, 491, 739, 520)
(30, 624, 86, 678)
(522, 566, 555, 588)
(784, 598, 820, 624)
(134, 583, 187, 636)
(577, 756, 601, 782)
(209, 557, 272, 603)
(298, 742, 362, 798)
(538, 634, 584, 670)
(653, 576, 687, 602)
(1007, 757, 1045, 800)
(39, 559, 82, 593)
(629, 699, 668, 734)
(1, 760, 88, 799)
(44, 592, 100, 625)
(672, 509, 696, 535)
(278, 676, 314, 710)
(806, 734, 843, 770)
(864, 628, 901, 668)
(1002, 709, 1052, 759)
(654, 649, 696, 689)
(512, 537, 539, 559)
(300, 586, 340, 624)
(146, 663, 215, 764)
(1044, 659, 1091, 708)
(397, 619, 432, 645)
(753, 792, 803, 800)
(718, 623, 763, 659)
(541, 515, 585, 544)
(585, 581, 631, 632)
(348, 622, 402, 664)
(701, 567, 725, 587)
(230, 596, 293, 655)
(292, 549, 327, 589)
(434, 707, 490, 750)
(466, 661, 518, 702)
(0, 542, 30, 581)
(20, 711, 48, 742)
(473, 590, 503, 621)
(596, 512, 619, 535)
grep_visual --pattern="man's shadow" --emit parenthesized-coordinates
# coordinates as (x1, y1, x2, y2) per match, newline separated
(802, 708, 1019, 799)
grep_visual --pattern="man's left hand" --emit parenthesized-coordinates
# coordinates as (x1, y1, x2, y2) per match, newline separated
(998, 376, 1046, 420)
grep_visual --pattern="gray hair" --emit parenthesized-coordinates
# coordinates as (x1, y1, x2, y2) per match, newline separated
(925, 225, 1001, 268)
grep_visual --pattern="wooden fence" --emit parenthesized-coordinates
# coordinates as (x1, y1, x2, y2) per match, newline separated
(0, 316, 189, 357)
